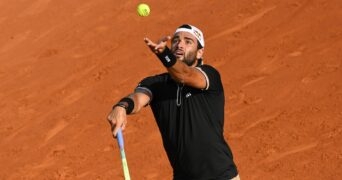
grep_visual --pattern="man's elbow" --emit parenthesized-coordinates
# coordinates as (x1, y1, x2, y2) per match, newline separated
(170, 73, 186, 84)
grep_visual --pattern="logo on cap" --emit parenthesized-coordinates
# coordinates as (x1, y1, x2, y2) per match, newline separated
(193, 30, 202, 41)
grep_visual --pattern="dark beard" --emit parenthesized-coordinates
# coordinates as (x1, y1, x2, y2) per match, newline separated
(184, 58, 196, 66)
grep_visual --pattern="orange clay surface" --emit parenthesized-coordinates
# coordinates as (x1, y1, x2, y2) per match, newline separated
(0, 0, 341, 179)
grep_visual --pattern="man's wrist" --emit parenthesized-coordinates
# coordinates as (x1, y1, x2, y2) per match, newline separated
(113, 102, 128, 110)
(157, 47, 177, 68)
(113, 97, 134, 114)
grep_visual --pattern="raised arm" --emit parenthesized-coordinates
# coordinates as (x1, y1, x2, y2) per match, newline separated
(167, 59, 207, 89)
(107, 92, 150, 137)
(144, 36, 207, 89)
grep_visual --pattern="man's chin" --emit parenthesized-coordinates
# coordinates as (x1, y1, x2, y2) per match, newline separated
(175, 55, 184, 60)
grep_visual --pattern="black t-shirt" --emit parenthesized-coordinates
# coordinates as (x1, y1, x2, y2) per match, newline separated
(135, 64, 238, 180)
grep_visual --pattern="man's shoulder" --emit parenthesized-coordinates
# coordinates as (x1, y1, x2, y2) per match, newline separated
(147, 72, 170, 79)
(140, 72, 171, 84)
(198, 64, 220, 75)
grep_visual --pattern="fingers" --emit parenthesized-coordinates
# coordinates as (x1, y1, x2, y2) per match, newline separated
(112, 125, 120, 138)
(107, 113, 118, 137)
(112, 121, 126, 137)
(144, 37, 155, 47)
(158, 36, 171, 43)
(144, 37, 158, 53)
(107, 108, 127, 138)
(144, 36, 171, 54)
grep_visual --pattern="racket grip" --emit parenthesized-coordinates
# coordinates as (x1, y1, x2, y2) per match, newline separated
(117, 128, 124, 149)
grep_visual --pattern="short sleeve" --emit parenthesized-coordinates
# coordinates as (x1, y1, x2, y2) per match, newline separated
(135, 73, 168, 101)
(196, 65, 223, 92)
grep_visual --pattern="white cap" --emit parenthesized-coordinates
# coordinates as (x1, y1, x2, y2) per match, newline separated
(174, 24, 205, 48)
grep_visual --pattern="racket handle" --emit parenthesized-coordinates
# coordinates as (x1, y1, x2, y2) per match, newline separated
(116, 128, 131, 180)
(117, 129, 124, 149)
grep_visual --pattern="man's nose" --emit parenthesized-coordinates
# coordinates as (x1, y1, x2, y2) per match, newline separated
(176, 40, 185, 48)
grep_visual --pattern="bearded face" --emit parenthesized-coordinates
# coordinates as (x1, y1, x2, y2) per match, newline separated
(171, 32, 202, 66)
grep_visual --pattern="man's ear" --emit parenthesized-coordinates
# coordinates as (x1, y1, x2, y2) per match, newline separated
(196, 48, 204, 59)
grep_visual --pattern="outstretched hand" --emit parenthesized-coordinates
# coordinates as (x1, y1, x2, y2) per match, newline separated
(144, 36, 171, 54)
(107, 107, 127, 138)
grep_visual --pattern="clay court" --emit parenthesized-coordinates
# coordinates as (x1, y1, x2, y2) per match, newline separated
(0, 0, 341, 179)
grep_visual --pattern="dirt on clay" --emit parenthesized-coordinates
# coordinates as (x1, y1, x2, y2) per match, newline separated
(0, 0, 341, 179)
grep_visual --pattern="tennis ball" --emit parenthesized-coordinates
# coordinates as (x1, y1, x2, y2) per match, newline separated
(137, 3, 150, 17)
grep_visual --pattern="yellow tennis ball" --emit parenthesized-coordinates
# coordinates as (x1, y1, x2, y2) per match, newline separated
(137, 3, 150, 17)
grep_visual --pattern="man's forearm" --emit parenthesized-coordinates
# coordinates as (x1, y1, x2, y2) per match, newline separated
(167, 60, 192, 84)
(156, 47, 192, 83)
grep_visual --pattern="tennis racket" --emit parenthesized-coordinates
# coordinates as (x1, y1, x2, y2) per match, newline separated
(117, 128, 131, 180)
